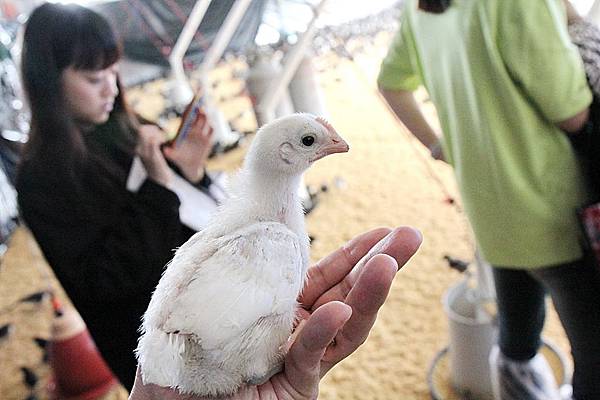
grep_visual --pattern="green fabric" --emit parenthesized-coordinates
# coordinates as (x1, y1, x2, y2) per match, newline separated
(378, 0, 593, 268)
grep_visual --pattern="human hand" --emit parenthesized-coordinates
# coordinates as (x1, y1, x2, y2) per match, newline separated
(296, 227, 422, 378)
(163, 111, 214, 183)
(128, 227, 422, 400)
(136, 124, 173, 187)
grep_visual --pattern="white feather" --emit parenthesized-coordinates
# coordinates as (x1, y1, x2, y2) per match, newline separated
(162, 223, 303, 347)
(136, 114, 348, 396)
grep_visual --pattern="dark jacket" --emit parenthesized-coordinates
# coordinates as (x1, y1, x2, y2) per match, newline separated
(15, 119, 195, 390)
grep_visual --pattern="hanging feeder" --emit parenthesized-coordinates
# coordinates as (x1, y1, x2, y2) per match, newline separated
(427, 253, 572, 399)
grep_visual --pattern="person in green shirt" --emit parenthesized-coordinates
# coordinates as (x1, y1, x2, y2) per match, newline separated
(378, 0, 600, 398)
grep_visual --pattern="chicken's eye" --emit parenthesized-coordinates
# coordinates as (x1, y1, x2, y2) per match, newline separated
(301, 135, 315, 146)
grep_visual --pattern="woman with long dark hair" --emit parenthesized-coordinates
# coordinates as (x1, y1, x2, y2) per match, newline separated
(17, 2, 213, 389)
(379, 0, 600, 399)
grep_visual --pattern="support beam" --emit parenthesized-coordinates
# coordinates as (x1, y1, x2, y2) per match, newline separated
(168, 0, 213, 107)
(198, 0, 252, 83)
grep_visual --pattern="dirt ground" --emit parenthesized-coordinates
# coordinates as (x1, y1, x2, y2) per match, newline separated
(0, 32, 571, 400)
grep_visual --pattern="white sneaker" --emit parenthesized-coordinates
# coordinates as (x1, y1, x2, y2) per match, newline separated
(489, 345, 562, 400)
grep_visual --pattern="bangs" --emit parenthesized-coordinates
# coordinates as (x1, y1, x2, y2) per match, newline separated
(71, 12, 121, 70)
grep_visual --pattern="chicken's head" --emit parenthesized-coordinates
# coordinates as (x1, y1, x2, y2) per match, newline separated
(245, 113, 349, 176)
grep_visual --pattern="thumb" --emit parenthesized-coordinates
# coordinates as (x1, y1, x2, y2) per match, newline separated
(284, 301, 352, 396)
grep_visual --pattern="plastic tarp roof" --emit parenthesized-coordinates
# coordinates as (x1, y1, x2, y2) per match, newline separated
(92, 0, 267, 67)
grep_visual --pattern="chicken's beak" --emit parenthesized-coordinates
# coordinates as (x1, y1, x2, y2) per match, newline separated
(310, 131, 350, 162)
(311, 131, 349, 162)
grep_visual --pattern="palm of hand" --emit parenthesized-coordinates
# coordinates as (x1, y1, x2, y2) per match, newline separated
(164, 113, 213, 182)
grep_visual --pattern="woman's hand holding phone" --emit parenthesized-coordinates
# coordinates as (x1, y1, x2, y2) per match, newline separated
(137, 124, 174, 187)
(162, 109, 214, 183)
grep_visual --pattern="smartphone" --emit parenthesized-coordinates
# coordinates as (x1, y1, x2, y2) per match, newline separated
(166, 93, 205, 147)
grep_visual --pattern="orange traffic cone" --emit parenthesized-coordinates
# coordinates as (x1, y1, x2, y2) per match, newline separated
(47, 299, 118, 400)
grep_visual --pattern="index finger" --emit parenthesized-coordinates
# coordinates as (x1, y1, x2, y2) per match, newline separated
(299, 227, 391, 308)
(310, 226, 422, 310)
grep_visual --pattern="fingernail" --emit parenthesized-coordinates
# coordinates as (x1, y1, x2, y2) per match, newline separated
(340, 302, 352, 320)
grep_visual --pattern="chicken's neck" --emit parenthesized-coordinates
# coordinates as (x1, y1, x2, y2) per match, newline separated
(234, 171, 305, 233)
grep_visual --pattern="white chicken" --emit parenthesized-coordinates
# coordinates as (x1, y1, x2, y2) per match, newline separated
(136, 113, 349, 396)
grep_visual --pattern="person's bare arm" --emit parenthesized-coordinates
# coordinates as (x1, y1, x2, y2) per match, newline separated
(557, 107, 589, 134)
(379, 87, 444, 159)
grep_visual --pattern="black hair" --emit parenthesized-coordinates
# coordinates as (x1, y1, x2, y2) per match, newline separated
(20, 2, 135, 174)
(419, 0, 452, 13)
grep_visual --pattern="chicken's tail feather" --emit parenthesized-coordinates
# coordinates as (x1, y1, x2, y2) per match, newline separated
(136, 328, 244, 396)
(136, 328, 187, 387)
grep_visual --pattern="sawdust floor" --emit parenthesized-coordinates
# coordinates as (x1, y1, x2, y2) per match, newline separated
(0, 34, 570, 400)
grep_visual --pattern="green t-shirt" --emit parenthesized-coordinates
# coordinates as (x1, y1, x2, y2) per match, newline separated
(378, 0, 592, 268)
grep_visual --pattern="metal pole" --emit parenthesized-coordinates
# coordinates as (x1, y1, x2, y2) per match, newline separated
(198, 0, 252, 82)
(168, 0, 213, 107)
(197, 0, 253, 146)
